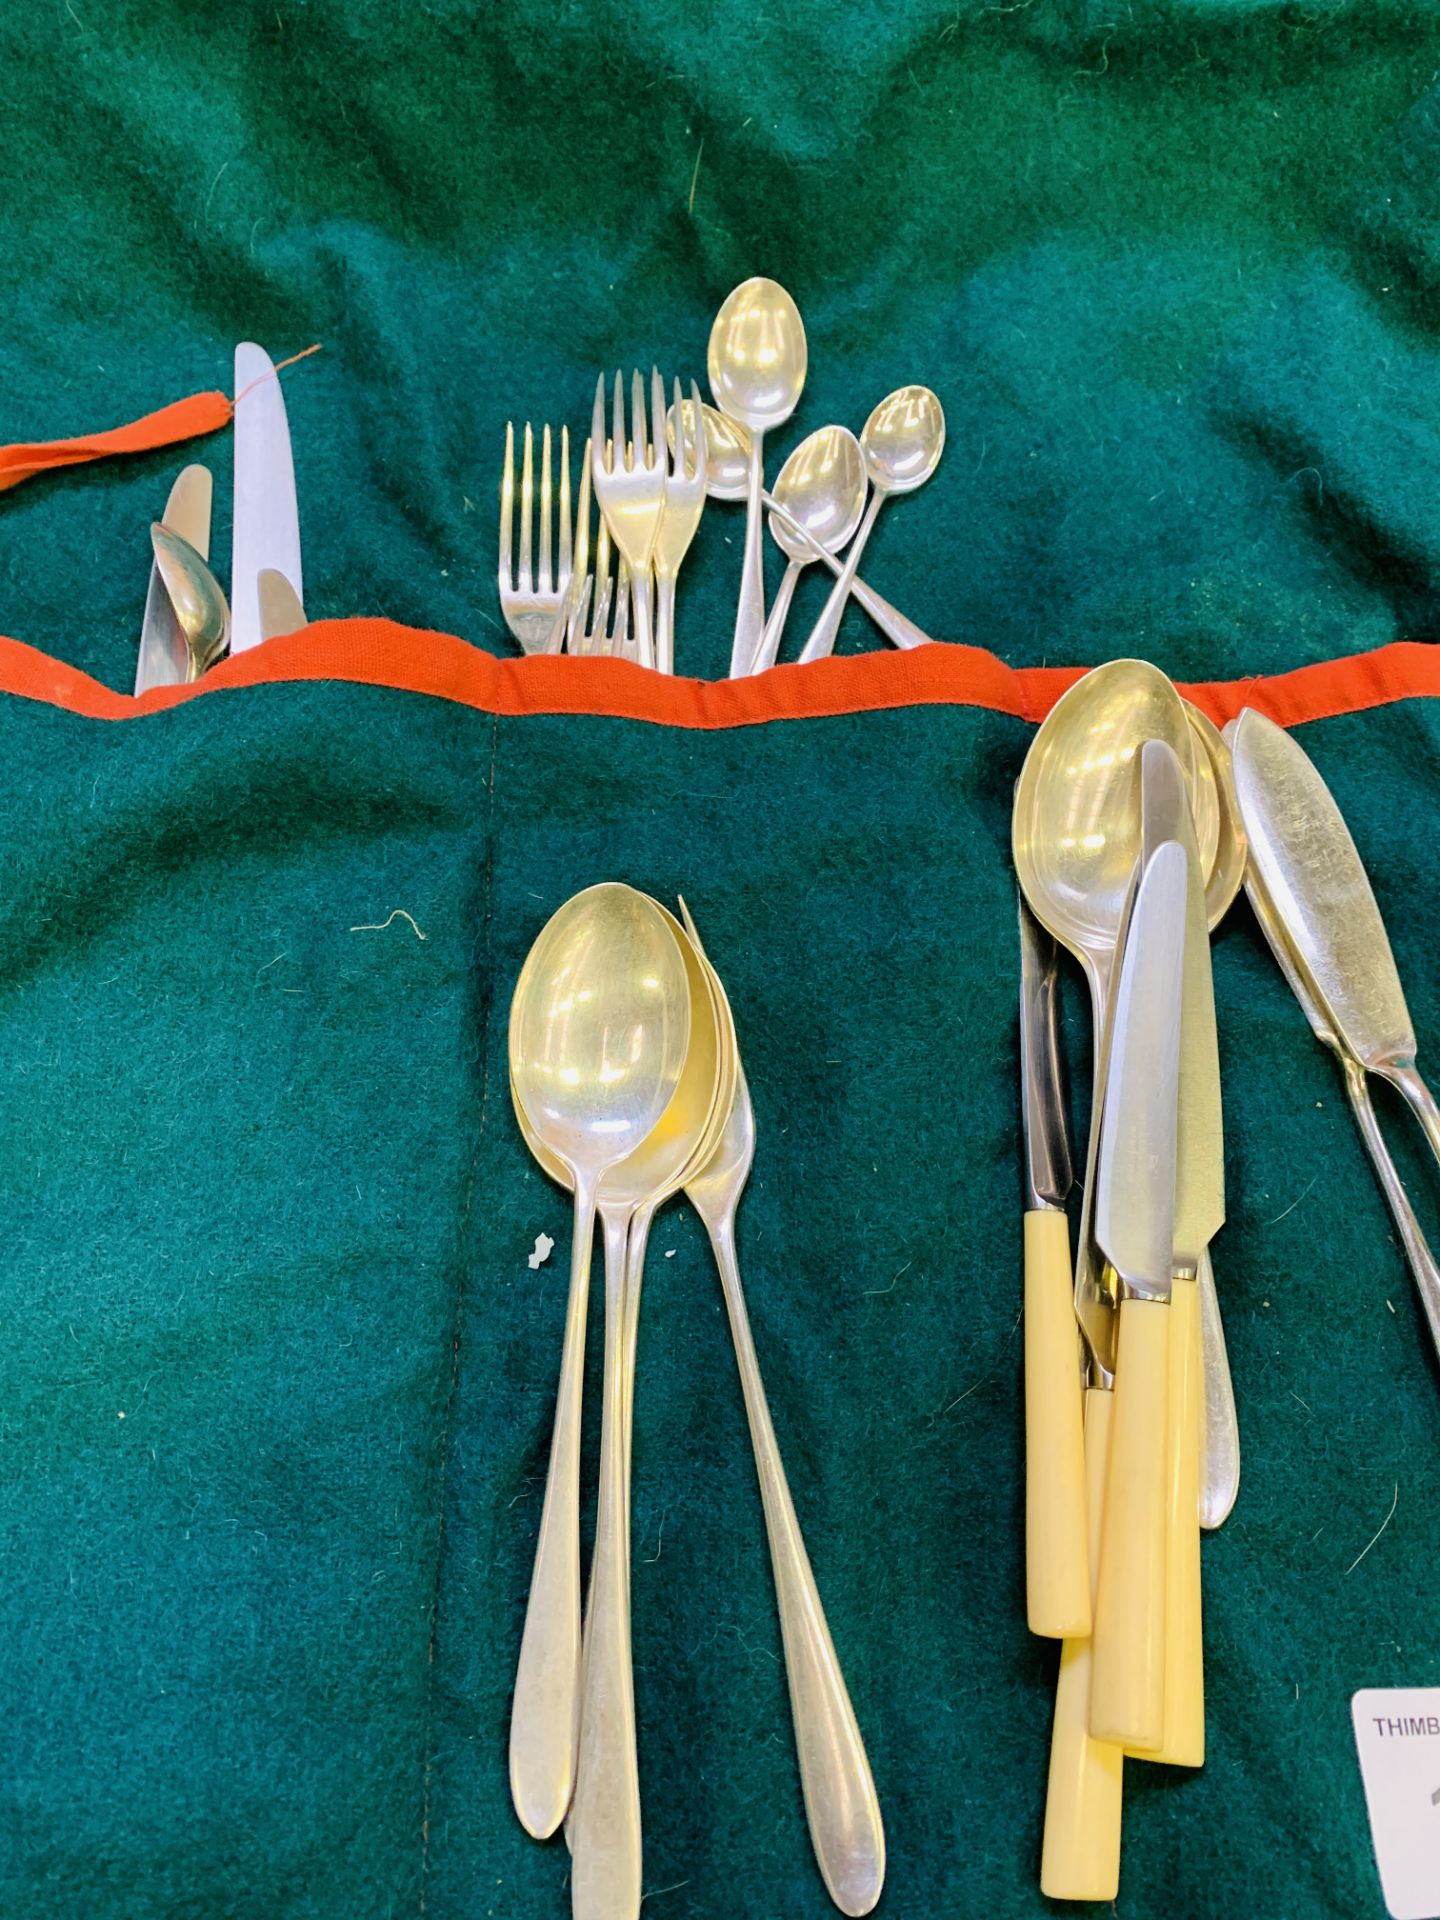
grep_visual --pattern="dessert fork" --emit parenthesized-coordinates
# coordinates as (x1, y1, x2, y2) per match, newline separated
(498, 422, 572, 654)
(652, 378, 706, 674)
(591, 371, 666, 670)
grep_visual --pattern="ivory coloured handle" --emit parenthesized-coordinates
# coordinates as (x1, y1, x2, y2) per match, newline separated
(1142, 1276, 1204, 1767)
(1024, 1208, 1091, 1638)
(1040, 1387, 1123, 1902)
(1089, 1297, 1169, 1751)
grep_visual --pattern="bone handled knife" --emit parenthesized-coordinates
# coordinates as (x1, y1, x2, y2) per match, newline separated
(231, 342, 304, 652)
(1087, 838, 1187, 1754)
(1135, 739, 1224, 1769)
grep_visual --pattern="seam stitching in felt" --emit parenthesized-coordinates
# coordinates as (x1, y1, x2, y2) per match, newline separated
(416, 706, 502, 1910)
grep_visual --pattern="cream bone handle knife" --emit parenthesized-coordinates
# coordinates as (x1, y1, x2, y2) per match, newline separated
(1087, 837, 1187, 1754)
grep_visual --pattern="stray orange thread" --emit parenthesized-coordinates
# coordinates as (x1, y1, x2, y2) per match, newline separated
(232, 343, 323, 407)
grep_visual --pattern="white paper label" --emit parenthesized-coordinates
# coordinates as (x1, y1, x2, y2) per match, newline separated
(1352, 1689, 1440, 1919)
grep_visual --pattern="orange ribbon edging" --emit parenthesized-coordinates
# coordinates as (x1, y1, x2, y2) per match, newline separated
(0, 390, 234, 493)
(0, 622, 1434, 732)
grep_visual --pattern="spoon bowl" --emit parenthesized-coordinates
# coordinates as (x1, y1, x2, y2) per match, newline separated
(1014, 660, 1201, 969)
(707, 277, 808, 431)
(509, 883, 691, 1181)
(860, 384, 945, 493)
(769, 426, 867, 563)
(670, 399, 751, 502)
(150, 524, 230, 679)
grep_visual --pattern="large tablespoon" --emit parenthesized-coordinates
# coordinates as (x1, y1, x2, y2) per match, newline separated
(679, 901, 885, 1917)
(750, 427, 867, 675)
(797, 386, 945, 664)
(673, 400, 933, 653)
(511, 908, 733, 1910)
(707, 278, 808, 676)
(507, 885, 691, 1843)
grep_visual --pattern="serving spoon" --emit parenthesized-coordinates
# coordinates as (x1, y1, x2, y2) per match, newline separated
(797, 386, 945, 664)
(707, 278, 808, 675)
(751, 427, 867, 675)
(507, 885, 691, 1844)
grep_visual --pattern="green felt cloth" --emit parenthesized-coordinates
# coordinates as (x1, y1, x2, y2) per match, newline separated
(3, 6, 1440, 1919)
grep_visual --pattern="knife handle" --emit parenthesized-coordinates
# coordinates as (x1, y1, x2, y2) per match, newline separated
(1024, 1208, 1091, 1638)
(1089, 1297, 1169, 1750)
(1138, 1276, 1204, 1767)
(1040, 1386, 1123, 1902)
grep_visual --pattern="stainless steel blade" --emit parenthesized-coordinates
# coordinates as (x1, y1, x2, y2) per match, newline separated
(231, 342, 303, 653)
(1231, 708, 1414, 1073)
(1019, 891, 1072, 1211)
(135, 465, 212, 695)
(1140, 741, 1225, 1268)
(1093, 840, 1187, 1301)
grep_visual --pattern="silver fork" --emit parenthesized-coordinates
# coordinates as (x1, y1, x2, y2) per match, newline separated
(652, 379, 706, 674)
(572, 557, 632, 657)
(567, 438, 633, 658)
(591, 371, 666, 671)
(498, 422, 572, 654)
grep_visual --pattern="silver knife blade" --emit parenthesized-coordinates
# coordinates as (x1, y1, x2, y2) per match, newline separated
(1231, 708, 1414, 1073)
(1140, 741, 1225, 1268)
(1094, 839, 1188, 1301)
(1019, 890, 1073, 1211)
(135, 465, 212, 695)
(231, 342, 303, 653)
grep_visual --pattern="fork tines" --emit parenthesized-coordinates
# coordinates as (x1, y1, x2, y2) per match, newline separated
(498, 420, 573, 654)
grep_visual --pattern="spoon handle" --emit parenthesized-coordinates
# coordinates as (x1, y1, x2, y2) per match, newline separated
(705, 1212, 885, 1918)
(509, 1180, 597, 1840)
(1197, 1248, 1240, 1530)
(570, 1209, 643, 1920)
(729, 430, 767, 677)
(1348, 1059, 1440, 1360)
(653, 570, 677, 676)
(750, 559, 804, 676)
(761, 494, 933, 650)
(797, 491, 883, 666)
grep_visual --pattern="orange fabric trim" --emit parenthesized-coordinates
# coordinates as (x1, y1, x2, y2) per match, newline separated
(0, 391, 234, 493)
(0, 624, 1433, 731)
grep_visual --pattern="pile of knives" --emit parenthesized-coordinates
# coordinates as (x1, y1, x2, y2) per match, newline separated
(1015, 664, 1440, 1902)
(135, 342, 305, 694)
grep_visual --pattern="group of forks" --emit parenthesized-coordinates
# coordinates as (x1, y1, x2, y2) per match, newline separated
(498, 371, 705, 673)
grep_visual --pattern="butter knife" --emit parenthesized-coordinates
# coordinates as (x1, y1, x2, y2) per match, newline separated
(1230, 708, 1440, 1359)
(134, 465, 212, 694)
(231, 342, 304, 652)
